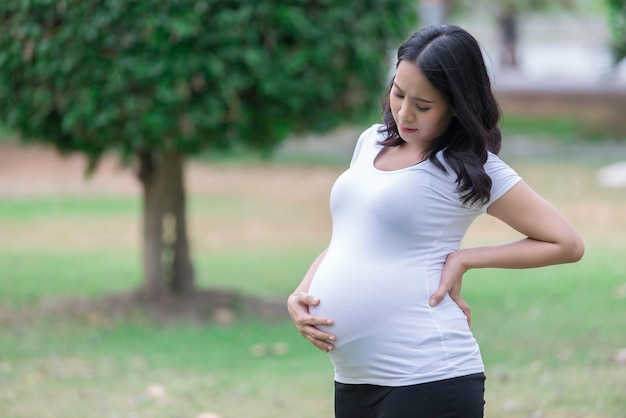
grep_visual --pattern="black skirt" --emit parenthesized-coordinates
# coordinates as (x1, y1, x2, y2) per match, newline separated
(334, 373, 486, 418)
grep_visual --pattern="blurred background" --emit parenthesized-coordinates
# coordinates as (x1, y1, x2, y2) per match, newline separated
(0, 1, 624, 417)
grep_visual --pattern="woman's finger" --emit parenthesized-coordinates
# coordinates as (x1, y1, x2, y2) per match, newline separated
(429, 280, 452, 307)
(299, 324, 335, 352)
(305, 334, 335, 352)
(288, 292, 336, 352)
(450, 292, 472, 327)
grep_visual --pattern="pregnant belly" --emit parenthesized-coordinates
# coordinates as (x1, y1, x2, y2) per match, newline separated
(307, 258, 480, 383)
(307, 261, 432, 346)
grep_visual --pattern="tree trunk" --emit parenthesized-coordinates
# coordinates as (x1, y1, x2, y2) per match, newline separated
(137, 150, 195, 300)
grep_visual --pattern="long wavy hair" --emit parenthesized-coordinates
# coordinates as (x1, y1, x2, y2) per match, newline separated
(379, 25, 501, 206)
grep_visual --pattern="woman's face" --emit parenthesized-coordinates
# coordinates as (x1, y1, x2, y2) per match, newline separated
(390, 60, 452, 147)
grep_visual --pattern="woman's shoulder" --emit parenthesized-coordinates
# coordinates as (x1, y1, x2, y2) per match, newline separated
(483, 151, 523, 208)
(484, 151, 516, 174)
(430, 149, 519, 182)
(348, 124, 384, 167)
(359, 123, 385, 144)
(354, 123, 384, 151)
(431, 149, 508, 164)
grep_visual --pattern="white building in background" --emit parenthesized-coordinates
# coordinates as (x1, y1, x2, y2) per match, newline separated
(417, 0, 450, 28)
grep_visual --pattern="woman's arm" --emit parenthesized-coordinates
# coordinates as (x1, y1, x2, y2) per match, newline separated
(287, 247, 337, 352)
(429, 181, 585, 319)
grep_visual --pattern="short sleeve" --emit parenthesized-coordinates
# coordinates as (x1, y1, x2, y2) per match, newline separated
(482, 152, 522, 212)
(349, 124, 381, 167)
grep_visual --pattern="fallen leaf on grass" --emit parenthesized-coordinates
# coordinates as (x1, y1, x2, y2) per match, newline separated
(146, 383, 167, 399)
(249, 342, 291, 358)
(612, 348, 626, 365)
(270, 342, 290, 356)
(249, 344, 267, 358)
(213, 307, 236, 325)
(197, 412, 223, 418)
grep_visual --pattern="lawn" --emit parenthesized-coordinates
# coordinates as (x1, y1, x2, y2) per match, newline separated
(0, 127, 625, 418)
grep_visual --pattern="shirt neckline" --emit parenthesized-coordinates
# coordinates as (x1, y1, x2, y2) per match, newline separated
(371, 145, 429, 174)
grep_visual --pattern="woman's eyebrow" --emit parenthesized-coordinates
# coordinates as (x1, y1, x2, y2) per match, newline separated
(393, 82, 434, 104)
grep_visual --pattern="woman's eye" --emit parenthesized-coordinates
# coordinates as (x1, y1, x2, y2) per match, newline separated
(392, 91, 429, 111)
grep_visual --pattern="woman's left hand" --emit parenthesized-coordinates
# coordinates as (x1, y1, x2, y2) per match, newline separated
(429, 250, 472, 326)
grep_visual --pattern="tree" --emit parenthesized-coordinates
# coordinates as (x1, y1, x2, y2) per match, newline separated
(607, 0, 626, 63)
(0, 1, 416, 301)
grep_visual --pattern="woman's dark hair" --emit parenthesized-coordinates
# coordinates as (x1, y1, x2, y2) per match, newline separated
(379, 24, 501, 206)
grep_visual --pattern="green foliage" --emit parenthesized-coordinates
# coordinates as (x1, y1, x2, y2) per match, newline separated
(607, 0, 626, 62)
(0, 0, 416, 162)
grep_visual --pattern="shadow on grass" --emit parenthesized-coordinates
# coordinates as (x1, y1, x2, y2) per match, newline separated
(0, 289, 288, 327)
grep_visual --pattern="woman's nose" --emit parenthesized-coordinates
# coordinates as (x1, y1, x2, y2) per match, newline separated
(398, 100, 414, 122)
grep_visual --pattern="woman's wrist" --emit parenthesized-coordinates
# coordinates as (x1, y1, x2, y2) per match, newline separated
(450, 248, 475, 272)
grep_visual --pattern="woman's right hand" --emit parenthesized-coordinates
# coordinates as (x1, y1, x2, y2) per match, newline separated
(287, 292, 336, 353)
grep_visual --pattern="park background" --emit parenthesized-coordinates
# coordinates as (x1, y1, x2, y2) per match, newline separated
(1, 0, 625, 417)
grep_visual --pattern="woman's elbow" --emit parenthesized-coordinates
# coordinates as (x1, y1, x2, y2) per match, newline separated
(565, 232, 585, 263)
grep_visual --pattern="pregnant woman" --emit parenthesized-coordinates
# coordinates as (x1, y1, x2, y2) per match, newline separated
(287, 25, 584, 418)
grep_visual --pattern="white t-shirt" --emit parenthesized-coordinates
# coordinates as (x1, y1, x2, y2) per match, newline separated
(308, 124, 522, 386)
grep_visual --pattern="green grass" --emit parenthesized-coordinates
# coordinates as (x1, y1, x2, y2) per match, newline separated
(0, 317, 334, 418)
(3, 246, 623, 368)
(1, 245, 624, 417)
(0, 247, 318, 306)
(0, 195, 261, 220)
(0, 196, 140, 220)
(0, 250, 142, 306)
(500, 115, 587, 140)
(466, 248, 626, 367)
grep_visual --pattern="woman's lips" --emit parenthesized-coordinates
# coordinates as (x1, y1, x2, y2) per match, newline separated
(399, 125, 417, 133)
